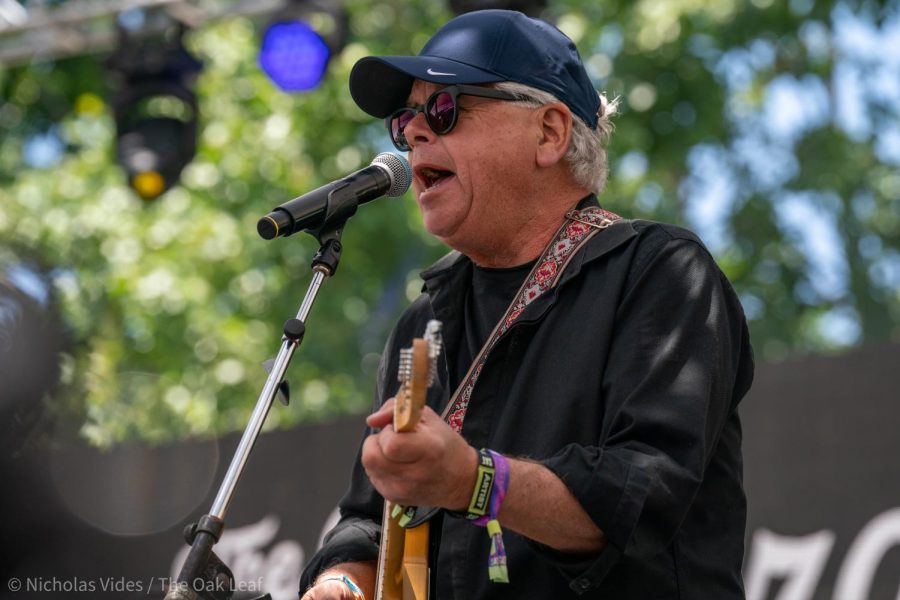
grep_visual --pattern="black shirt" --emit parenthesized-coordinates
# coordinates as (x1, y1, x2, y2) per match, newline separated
(300, 210, 753, 599)
(454, 260, 536, 391)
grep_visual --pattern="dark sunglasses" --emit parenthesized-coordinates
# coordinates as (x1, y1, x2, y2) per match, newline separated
(386, 84, 520, 151)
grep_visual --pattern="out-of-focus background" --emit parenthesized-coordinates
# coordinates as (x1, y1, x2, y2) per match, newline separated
(0, 0, 898, 599)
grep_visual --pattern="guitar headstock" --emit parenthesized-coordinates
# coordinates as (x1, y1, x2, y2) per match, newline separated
(394, 320, 442, 432)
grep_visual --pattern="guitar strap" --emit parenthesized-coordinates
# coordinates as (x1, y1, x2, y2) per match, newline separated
(440, 206, 622, 433)
(395, 206, 621, 532)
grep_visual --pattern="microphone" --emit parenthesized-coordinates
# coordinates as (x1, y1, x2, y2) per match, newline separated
(257, 153, 412, 239)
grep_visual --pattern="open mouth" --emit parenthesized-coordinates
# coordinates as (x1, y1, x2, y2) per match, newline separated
(418, 166, 455, 190)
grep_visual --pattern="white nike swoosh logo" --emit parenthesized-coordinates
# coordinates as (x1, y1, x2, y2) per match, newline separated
(426, 68, 457, 76)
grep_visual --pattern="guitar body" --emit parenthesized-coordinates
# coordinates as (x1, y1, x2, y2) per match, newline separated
(374, 323, 442, 600)
(400, 523, 429, 599)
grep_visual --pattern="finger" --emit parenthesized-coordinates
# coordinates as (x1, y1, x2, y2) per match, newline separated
(363, 424, 420, 470)
(302, 580, 355, 599)
(366, 398, 395, 429)
(378, 425, 429, 464)
(361, 429, 386, 474)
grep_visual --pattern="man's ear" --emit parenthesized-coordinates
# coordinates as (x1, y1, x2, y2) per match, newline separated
(535, 102, 573, 168)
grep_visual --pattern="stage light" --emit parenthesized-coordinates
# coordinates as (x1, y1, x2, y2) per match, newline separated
(108, 25, 202, 200)
(260, 20, 330, 92)
(258, 0, 348, 93)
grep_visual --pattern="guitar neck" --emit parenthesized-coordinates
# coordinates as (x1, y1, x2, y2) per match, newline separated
(374, 325, 441, 600)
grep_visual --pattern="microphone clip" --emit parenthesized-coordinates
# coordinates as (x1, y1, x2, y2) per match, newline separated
(310, 217, 346, 276)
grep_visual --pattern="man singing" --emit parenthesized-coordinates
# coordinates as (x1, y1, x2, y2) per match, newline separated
(300, 9, 753, 599)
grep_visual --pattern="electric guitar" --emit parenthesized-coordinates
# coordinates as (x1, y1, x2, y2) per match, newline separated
(374, 320, 442, 600)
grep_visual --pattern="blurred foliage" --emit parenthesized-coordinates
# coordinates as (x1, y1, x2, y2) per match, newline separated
(0, 0, 897, 447)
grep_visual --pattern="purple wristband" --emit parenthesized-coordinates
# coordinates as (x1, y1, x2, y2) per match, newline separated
(472, 450, 510, 526)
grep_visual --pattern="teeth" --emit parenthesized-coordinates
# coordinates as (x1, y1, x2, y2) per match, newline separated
(419, 167, 453, 189)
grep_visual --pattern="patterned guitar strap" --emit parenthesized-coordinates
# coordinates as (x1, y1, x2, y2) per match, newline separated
(387, 207, 621, 585)
(440, 205, 622, 432)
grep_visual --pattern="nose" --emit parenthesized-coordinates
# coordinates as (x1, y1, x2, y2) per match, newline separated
(402, 110, 436, 149)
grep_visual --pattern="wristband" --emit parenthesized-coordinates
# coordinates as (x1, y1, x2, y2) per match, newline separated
(319, 574, 364, 600)
(466, 449, 511, 584)
(466, 449, 497, 521)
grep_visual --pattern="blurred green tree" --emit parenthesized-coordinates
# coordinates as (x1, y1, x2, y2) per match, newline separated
(0, 0, 897, 447)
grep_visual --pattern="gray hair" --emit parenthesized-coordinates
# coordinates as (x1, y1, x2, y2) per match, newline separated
(493, 81, 618, 193)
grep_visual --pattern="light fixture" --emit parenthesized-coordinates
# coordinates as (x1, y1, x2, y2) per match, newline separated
(108, 23, 203, 200)
(259, 0, 348, 93)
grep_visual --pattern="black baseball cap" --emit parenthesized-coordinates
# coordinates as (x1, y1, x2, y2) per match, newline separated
(349, 10, 601, 129)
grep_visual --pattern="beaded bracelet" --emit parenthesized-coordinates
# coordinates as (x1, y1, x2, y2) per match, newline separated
(319, 574, 364, 600)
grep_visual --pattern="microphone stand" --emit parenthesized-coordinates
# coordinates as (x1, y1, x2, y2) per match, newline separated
(164, 220, 348, 600)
